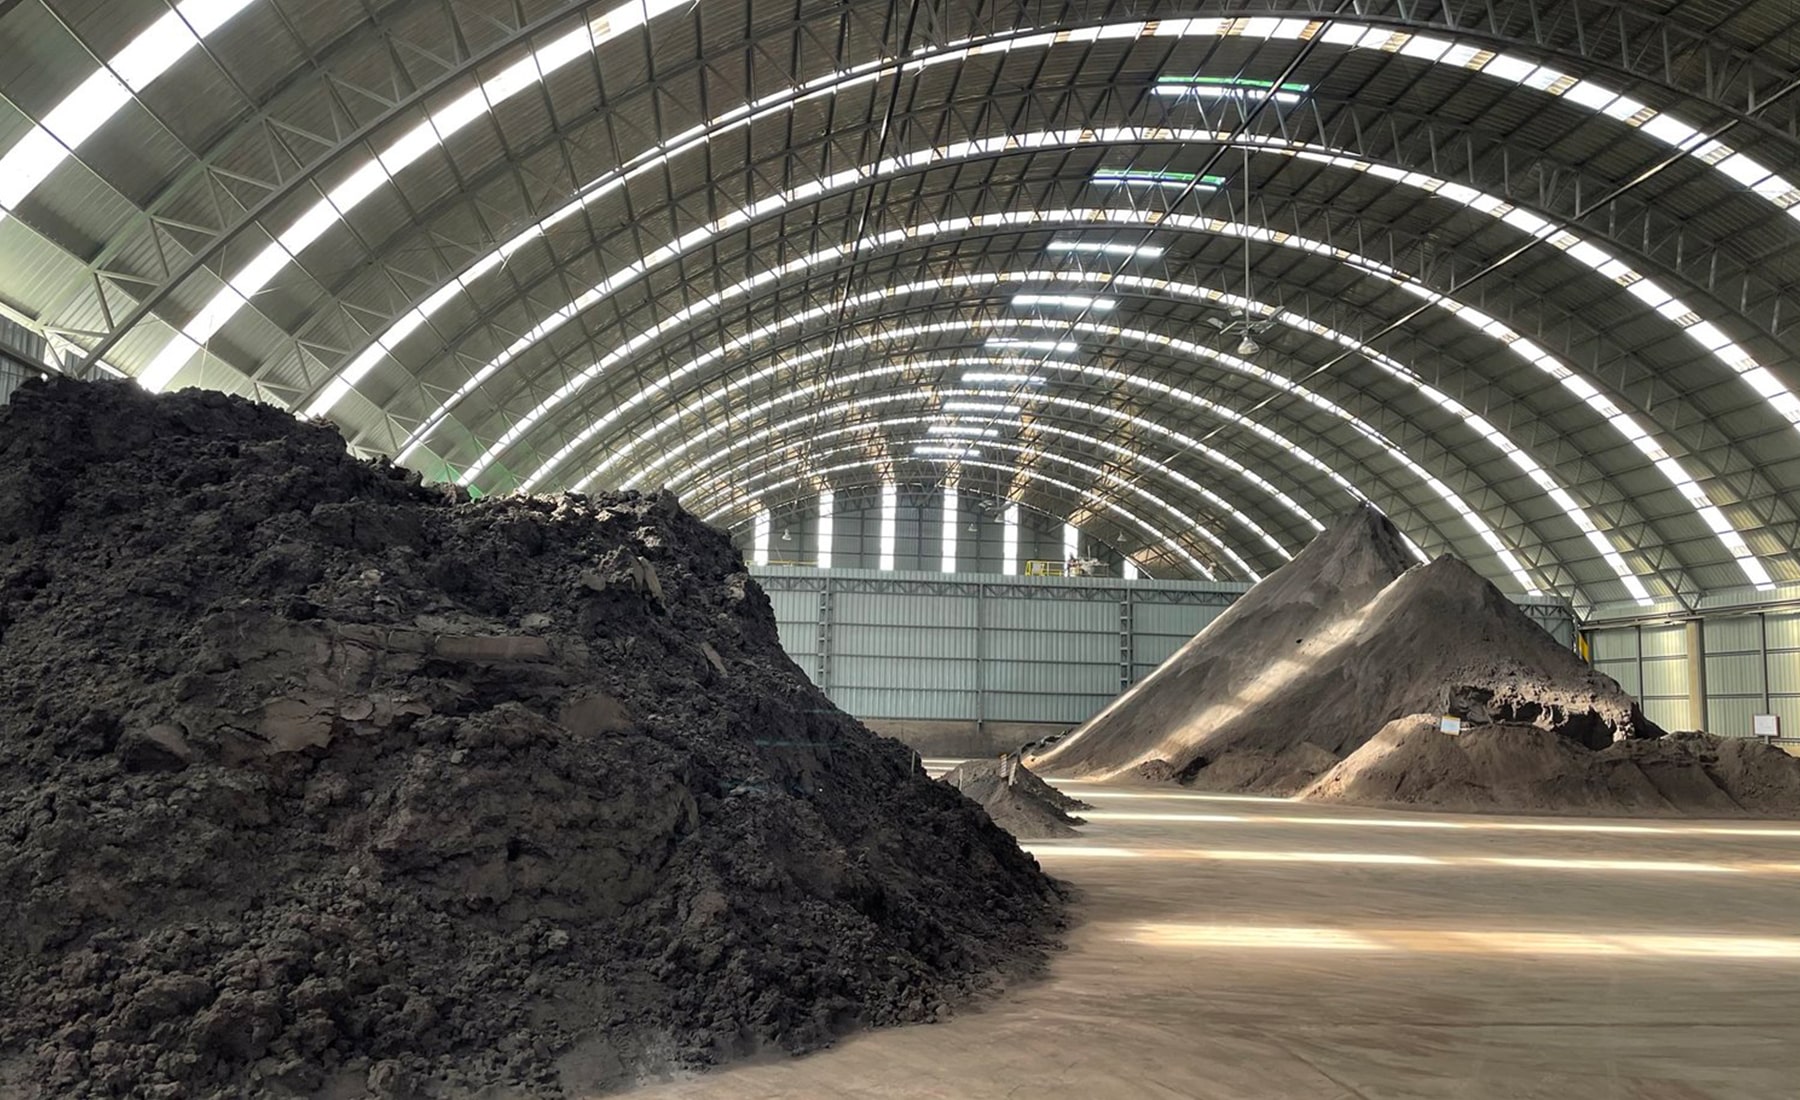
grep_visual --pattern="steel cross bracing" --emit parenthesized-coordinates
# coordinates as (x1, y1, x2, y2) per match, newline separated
(395, 177, 1788, 589)
(10, 0, 559, 384)
(471, 149, 1800, 547)
(278, 76, 1800, 436)
(32, 0, 1798, 380)
(56, 0, 918, 373)
(320, 99, 1800, 511)
(455, 283, 1728, 608)
(565, 299, 1693, 606)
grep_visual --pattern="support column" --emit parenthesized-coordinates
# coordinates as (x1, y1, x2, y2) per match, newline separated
(815, 581, 832, 696)
(974, 581, 986, 737)
(1118, 585, 1135, 691)
(1685, 618, 1707, 732)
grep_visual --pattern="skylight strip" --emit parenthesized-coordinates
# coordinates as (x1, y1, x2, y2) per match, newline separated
(1013, 293, 1115, 310)
(943, 401, 1022, 414)
(963, 372, 1045, 384)
(985, 338, 1080, 352)
(0, 0, 258, 215)
(928, 425, 1000, 436)
(1046, 240, 1164, 257)
(129, 0, 706, 389)
(1151, 86, 1304, 105)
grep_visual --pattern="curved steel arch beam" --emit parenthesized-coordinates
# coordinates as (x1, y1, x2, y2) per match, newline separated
(312, 128, 1777, 591)
(510, 248, 1652, 601)
(391, 134, 1794, 516)
(699, 353, 1328, 549)
(116, 15, 1800, 398)
(673, 401, 1312, 578)
(461, 211, 1674, 599)
(303, 106, 1796, 467)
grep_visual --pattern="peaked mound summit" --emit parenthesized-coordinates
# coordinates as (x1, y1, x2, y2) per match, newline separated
(0, 379, 1062, 1099)
(1030, 506, 1657, 791)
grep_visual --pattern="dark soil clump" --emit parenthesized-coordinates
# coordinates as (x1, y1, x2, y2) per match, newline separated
(0, 379, 1063, 1098)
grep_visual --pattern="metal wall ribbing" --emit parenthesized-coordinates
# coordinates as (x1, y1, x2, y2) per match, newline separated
(1590, 614, 1800, 737)
(755, 566, 1577, 733)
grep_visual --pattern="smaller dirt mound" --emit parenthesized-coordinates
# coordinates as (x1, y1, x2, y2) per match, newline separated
(941, 758, 1088, 838)
(1303, 717, 1800, 817)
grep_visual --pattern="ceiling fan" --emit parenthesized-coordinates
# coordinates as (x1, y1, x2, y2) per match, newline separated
(1206, 308, 1277, 355)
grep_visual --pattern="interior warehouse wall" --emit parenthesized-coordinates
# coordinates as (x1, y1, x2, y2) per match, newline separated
(1590, 614, 1800, 740)
(752, 565, 1577, 757)
(727, 486, 1125, 575)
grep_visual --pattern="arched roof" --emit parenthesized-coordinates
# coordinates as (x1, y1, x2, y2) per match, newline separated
(2, 0, 1797, 616)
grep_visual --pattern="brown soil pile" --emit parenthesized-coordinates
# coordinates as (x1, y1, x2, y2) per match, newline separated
(1303, 717, 1800, 817)
(0, 379, 1063, 1099)
(1031, 506, 1658, 789)
(938, 758, 1088, 839)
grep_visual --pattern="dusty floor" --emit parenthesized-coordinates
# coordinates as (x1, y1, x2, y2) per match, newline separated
(623, 759, 1800, 1100)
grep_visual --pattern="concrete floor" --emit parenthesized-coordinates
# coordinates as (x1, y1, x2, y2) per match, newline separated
(625, 763, 1800, 1099)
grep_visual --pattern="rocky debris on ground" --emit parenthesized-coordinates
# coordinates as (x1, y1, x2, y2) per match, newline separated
(938, 757, 1088, 839)
(1029, 505, 1659, 791)
(1302, 716, 1800, 816)
(0, 379, 1064, 1099)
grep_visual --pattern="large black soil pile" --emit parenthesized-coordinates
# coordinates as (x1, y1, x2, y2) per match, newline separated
(0, 379, 1062, 1099)
(1303, 717, 1800, 816)
(938, 758, 1090, 839)
(1030, 506, 1658, 791)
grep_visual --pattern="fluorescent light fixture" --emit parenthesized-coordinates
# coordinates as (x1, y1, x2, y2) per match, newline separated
(1092, 169, 1226, 189)
(1013, 293, 1115, 310)
(1153, 75, 1308, 104)
(963, 372, 1045, 384)
(985, 338, 1079, 352)
(928, 425, 1000, 436)
(1046, 240, 1165, 258)
(915, 445, 983, 457)
(943, 401, 1022, 414)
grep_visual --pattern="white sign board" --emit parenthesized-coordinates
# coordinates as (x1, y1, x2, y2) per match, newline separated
(1439, 715, 1462, 735)
(1752, 714, 1780, 739)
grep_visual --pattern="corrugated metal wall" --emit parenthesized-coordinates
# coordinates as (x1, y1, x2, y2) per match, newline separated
(756, 566, 1577, 732)
(1589, 615, 1800, 737)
